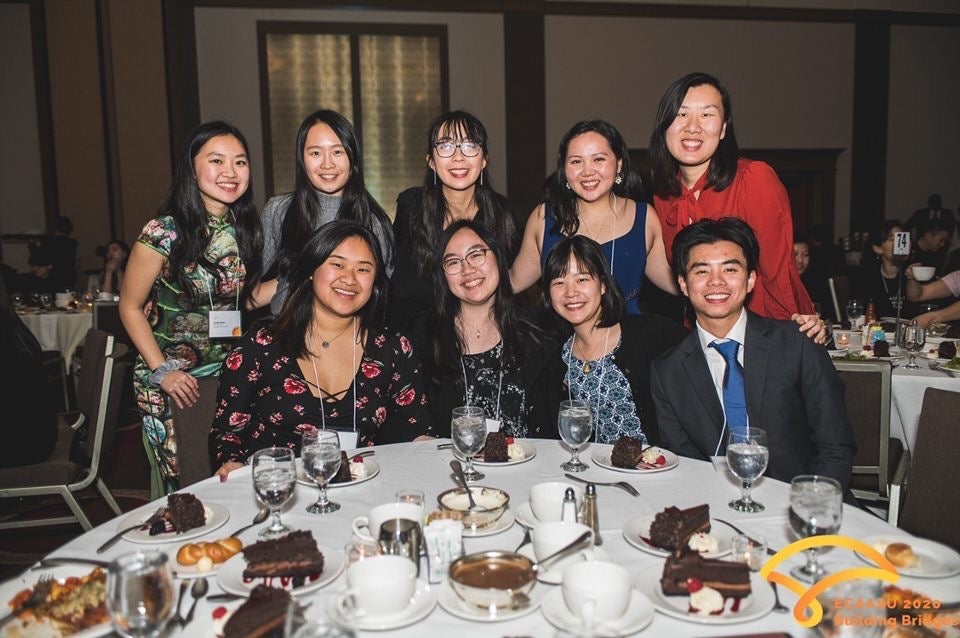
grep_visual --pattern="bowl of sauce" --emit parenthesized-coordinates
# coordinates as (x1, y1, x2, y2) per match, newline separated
(448, 550, 536, 611)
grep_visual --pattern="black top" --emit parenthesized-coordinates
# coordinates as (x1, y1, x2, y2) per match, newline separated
(850, 261, 920, 320)
(388, 188, 434, 333)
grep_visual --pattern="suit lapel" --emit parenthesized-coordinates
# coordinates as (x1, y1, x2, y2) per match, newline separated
(743, 312, 770, 420)
(679, 335, 725, 432)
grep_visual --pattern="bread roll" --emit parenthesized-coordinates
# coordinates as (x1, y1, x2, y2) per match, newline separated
(885, 542, 918, 568)
(176, 537, 244, 566)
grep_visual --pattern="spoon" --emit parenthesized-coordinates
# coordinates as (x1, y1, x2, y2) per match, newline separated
(172, 581, 189, 626)
(228, 508, 269, 537)
(182, 577, 208, 627)
(529, 530, 593, 573)
(449, 460, 479, 510)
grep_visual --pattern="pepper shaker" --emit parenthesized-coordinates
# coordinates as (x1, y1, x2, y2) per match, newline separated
(581, 483, 602, 545)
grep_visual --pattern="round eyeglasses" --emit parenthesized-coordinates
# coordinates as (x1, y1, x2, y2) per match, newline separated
(442, 248, 489, 275)
(433, 141, 482, 158)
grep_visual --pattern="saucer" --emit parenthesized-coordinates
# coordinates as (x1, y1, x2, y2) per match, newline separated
(437, 579, 545, 622)
(327, 580, 436, 630)
(541, 588, 655, 638)
(513, 501, 540, 529)
(517, 545, 609, 585)
(462, 509, 515, 538)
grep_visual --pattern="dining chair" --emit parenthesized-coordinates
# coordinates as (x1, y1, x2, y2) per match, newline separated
(171, 375, 220, 487)
(831, 359, 908, 520)
(0, 329, 127, 531)
(828, 273, 850, 324)
(895, 387, 960, 549)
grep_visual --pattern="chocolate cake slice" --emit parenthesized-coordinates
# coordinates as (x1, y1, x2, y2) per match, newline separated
(242, 530, 324, 586)
(482, 432, 509, 462)
(648, 504, 710, 551)
(166, 492, 206, 533)
(330, 451, 352, 484)
(222, 584, 291, 638)
(939, 341, 957, 360)
(661, 549, 751, 599)
(611, 436, 644, 468)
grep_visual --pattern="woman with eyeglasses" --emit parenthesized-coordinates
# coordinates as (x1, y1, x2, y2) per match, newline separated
(253, 109, 394, 314)
(389, 110, 519, 333)
(417, 219, 562, 439)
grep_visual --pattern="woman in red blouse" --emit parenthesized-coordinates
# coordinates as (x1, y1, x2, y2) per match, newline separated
(211, 221, 433, 478)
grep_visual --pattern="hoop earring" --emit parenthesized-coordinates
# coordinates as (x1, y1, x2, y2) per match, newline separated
(615, 173, 622, 185)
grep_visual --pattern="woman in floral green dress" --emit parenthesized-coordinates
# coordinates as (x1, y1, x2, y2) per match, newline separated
(120, 121, 263, 496)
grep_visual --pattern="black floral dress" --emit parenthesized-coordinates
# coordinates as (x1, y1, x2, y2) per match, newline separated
(210, 326, 433, 466)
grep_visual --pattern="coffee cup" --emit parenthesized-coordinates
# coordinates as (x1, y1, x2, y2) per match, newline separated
(54, 291, 75, 309)
(562, 561, 631, 625)
(529, 481, 583, 523)
(337, 554, 416, 618)
(531, 521, 593, 574)
(912, 266, 935, 282)
(352, 502, 424, 542)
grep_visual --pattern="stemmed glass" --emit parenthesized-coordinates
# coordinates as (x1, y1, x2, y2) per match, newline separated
(10, 292, 24, 309)
(558, 399, 593, 472)
(451, 406, 486, 482)
(789, 475, 843, 583)
(726, 428, 769, 512)
(107, 550, 175, 637)
(301, 428, 342, 514)
(845, 299, 863, 328)
(251, 447, 297, 538)
(902, 321, 925, 370)
(30, 292, 41, 307)
(39, 293, 53, 311)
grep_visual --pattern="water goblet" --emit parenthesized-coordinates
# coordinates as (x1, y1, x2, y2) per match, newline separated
(726, 427, 769, 512)
(789, 475, 843, 583)
(902, 321, 925, 370)
(845, 299, 863, 328)
(39, 292, 53, 310)
(30, 291, 41, 307)
(558, 399, 593, 472)
(107, 550, 175, 638)
(451, 406, 486, 481)
(301, 429, 341, 514)
(10, 292, 24, 309)
(251, 447, 297, 538)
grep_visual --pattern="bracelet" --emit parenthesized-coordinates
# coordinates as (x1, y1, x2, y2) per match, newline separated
(148, 359, 184, 386)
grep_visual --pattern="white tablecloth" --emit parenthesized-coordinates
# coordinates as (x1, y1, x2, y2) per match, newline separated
(8, 440, 959, 637)
(891, 364, 960, 452)
(18, 310, 92, 364)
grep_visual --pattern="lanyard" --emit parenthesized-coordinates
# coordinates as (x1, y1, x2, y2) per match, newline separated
(565, 328, 610, 442)
(309, 317, 358, 433)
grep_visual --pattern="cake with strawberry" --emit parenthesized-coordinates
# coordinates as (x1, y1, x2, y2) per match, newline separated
(611, 435, 668, 469)
(481, 432, 524, 462)
(660, 549, 751, 601)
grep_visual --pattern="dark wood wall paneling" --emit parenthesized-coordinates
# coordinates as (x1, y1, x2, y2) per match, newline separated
(96, 0, 121, 238)
(28, 0, 59, 228)
(161, 0, 201, 173)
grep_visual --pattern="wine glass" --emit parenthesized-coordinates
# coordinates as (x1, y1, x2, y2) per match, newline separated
(902, 321, 925, 370)
(451, 406, 486, 481)
(558, 399, 593, 472)
(10, 292, 24, 309)
(789, 475, 843, 583)
(301, 428, 342, 514)
(39, 292, 53, 311)
(107, 550, 175, 638)
(845, 299, 863, 328)
(726, 428, 769, 512)
(251, 447, 297, 538)
(29, 291, 41, 307)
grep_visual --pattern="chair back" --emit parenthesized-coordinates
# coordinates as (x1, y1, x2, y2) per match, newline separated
(74, 329, 114, 423)
(93, 302, 133, 350)
(828, 274, 850, 323)
(171, 375, 219, 487)
(899, 387, 960, 550)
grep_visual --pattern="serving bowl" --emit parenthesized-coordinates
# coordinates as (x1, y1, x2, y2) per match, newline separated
(437, 486, 509, 531)
(448, 550, 536, 610)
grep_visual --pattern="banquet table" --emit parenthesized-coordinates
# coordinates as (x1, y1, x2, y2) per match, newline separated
(17, 309, 93, 364)
(890, 363, 960, 452)
(8, 440, 960, 638)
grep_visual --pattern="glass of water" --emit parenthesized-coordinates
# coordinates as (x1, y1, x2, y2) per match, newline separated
(726, 427, 769, 512)
(451, 406, 486, 481)
(845, 298, 863, 328)
(789, 475, 843, 583)
(558, 399, 593, 472)
(301, 428, 342, 514)
(902, 321, 925, 370)
(107, 550, 175, 637)
(252, 447, 297, 538)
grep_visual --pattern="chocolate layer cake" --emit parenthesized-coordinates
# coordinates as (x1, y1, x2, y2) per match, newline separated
(167, 493, 205, 532)
(482, 432, 509, 462)
(611, 436, 644, 468)
(330, 451, 352, 483)
(939, 341, 957, 360)
(873, 340, 890, 357)
(648, 504, 710, 550)
(242, 530, 324, 586)
(222, 584, 291, 638)
(661, 549, 751, 599)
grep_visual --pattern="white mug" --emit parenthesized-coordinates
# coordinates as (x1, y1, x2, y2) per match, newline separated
(352, 502, 424, 542)
(529, 481, 583, 523)
(337, 554, 416, 617)
(531, 521, 594, 575)
(562, 561, 631, 624)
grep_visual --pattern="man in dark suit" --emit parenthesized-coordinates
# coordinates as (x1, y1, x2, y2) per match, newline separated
(651, 218, 855, 490)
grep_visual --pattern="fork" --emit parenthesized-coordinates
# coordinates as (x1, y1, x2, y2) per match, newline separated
(0, 574, 54, 629)
(564, 473, 640, 497)
(97, 507, 166, 554)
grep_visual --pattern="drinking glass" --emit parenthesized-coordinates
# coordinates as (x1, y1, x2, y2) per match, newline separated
(10, 292, 24, 309)
(451, 406, 486, 481)
(39, 293, 53, 310)
(285, 598, 355, 638)
(558, 399, 593, 472)
(902, 321, 925, 370)
(396, 489, 425, 506)
(251, 447, 297, 538)
(30, 292, 41, 307)
(789, 475, 843, 583)
(107, 550, 175, 638)
(845, 299, 863, 328)
(726, 428, 769, 512)
(301, 429, 341, 514)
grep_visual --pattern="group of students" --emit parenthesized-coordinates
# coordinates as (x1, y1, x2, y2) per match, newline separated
(117, 71, 831, 496)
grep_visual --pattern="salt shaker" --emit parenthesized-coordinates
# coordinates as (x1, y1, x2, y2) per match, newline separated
(581, 483, 602, 545)
(561, 487, 578, 523)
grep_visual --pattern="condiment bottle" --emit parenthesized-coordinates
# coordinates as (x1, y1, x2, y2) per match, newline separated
(561, 487, 578, 523)
(580, 483, 602, 545)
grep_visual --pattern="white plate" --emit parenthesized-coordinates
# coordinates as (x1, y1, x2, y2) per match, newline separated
(118, 502, 229, 544)
(436, 579, 546, 622)
(637, 565, 774, 624)
(327, 581, 437, 631)
(517, 545, 610, 585)
(541, 588, 655, 638)
(0, 565, 110, 638)
(513, 501, 540, 529)
(216, 544, 345, 597)
(932, 362, 960, 377)
(857, 535, 960, 578)
(591, 445, 679, 474)
(296, 457, 380, 488)
(622, 515, 734, 559)
(172, 560, 227, 580)
(455, 439, 537, 466)
(462, 510, 516, 538)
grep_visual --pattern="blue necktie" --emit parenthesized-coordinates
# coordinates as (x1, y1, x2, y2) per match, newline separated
(708, 340, 748, 437)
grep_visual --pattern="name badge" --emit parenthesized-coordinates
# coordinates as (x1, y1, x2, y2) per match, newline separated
(710, 456, 729, 473)
(337, 430, 359, 450)
(209, 310, 242, 338)
(485, 418, 501, 433)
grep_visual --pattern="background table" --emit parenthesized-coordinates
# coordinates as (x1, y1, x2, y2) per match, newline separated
(10, 440, 960, 637)
(891, 364, 960, 452)
(17, 309, 93, 364)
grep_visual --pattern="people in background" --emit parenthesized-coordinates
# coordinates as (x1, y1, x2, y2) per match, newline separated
(850, 220, 918, 320)
(18, 242, 59, 298)
(120, 120, 263, 496)
(46, 216, 79, 292)
(912, 219, 953, 276)
(254, 109, 394, 315)
(905, 264, 960, 330)
(211, 221, 433, 478)
(793, 235, 836, 322)
(96, 239, 130, 295)
(390, 110, 519, 332)
(510, 119, 677, 312)
(905, 193, 955, 238)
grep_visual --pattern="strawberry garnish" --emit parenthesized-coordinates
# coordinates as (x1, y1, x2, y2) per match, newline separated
(351, 455, 364, 464)
(656, 454, 667, 466)
(686, 577, 703, 593)
(212, 606, 228, 620)
(505, 437, 515, 445)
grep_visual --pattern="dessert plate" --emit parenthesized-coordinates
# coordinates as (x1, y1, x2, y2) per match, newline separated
(217, 544, 345, 597)
(118, 502, 229, 544)
(857, 535, 960, 578)
(327, 581, 437, 630)
(462, 510, 516, 538)
(932, 361, 960, 377)
(541, 588, 655, 638)
(517, 545, 610, 585)
(591, 445, 679, 474)
(637, 565, 774, 624)
(296, 458, 380, 488)
(622, 515, 734, 559)
(0, 565, 111, 638)
(513, 501, 540, 529)
(437, 579, 546, 622)
(454, 439, 537, 466)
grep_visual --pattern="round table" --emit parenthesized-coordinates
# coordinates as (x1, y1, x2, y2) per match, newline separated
(17, 309, 93, 364)
(13, 439, 960, 637)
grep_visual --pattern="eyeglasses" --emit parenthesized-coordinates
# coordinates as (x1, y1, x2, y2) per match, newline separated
(442, 248, 489, 275)
(433, 141, 481, 158)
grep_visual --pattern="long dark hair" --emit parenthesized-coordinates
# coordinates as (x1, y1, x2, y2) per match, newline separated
(266, 221, 388, 358)
(649, 72, 739, 198)
(542, 236, 625, 330)
(98, 239, 129, 292)
(544, 119, 644, 237)
(274, 110, 394, 281)
(162, 121, 262, 309)
(407, 110, 518, 277)
(863, 219, 904, 267)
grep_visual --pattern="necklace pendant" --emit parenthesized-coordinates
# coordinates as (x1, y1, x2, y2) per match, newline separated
(476, 330, 481, 339)
(582, 361, 592, 374)
(321, 341, 330, 349)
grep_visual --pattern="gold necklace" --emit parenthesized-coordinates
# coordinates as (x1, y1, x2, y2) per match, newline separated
(572, 329, 610, 374)
(458, 315, 491, 341)
(577, 195, 618, 241)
